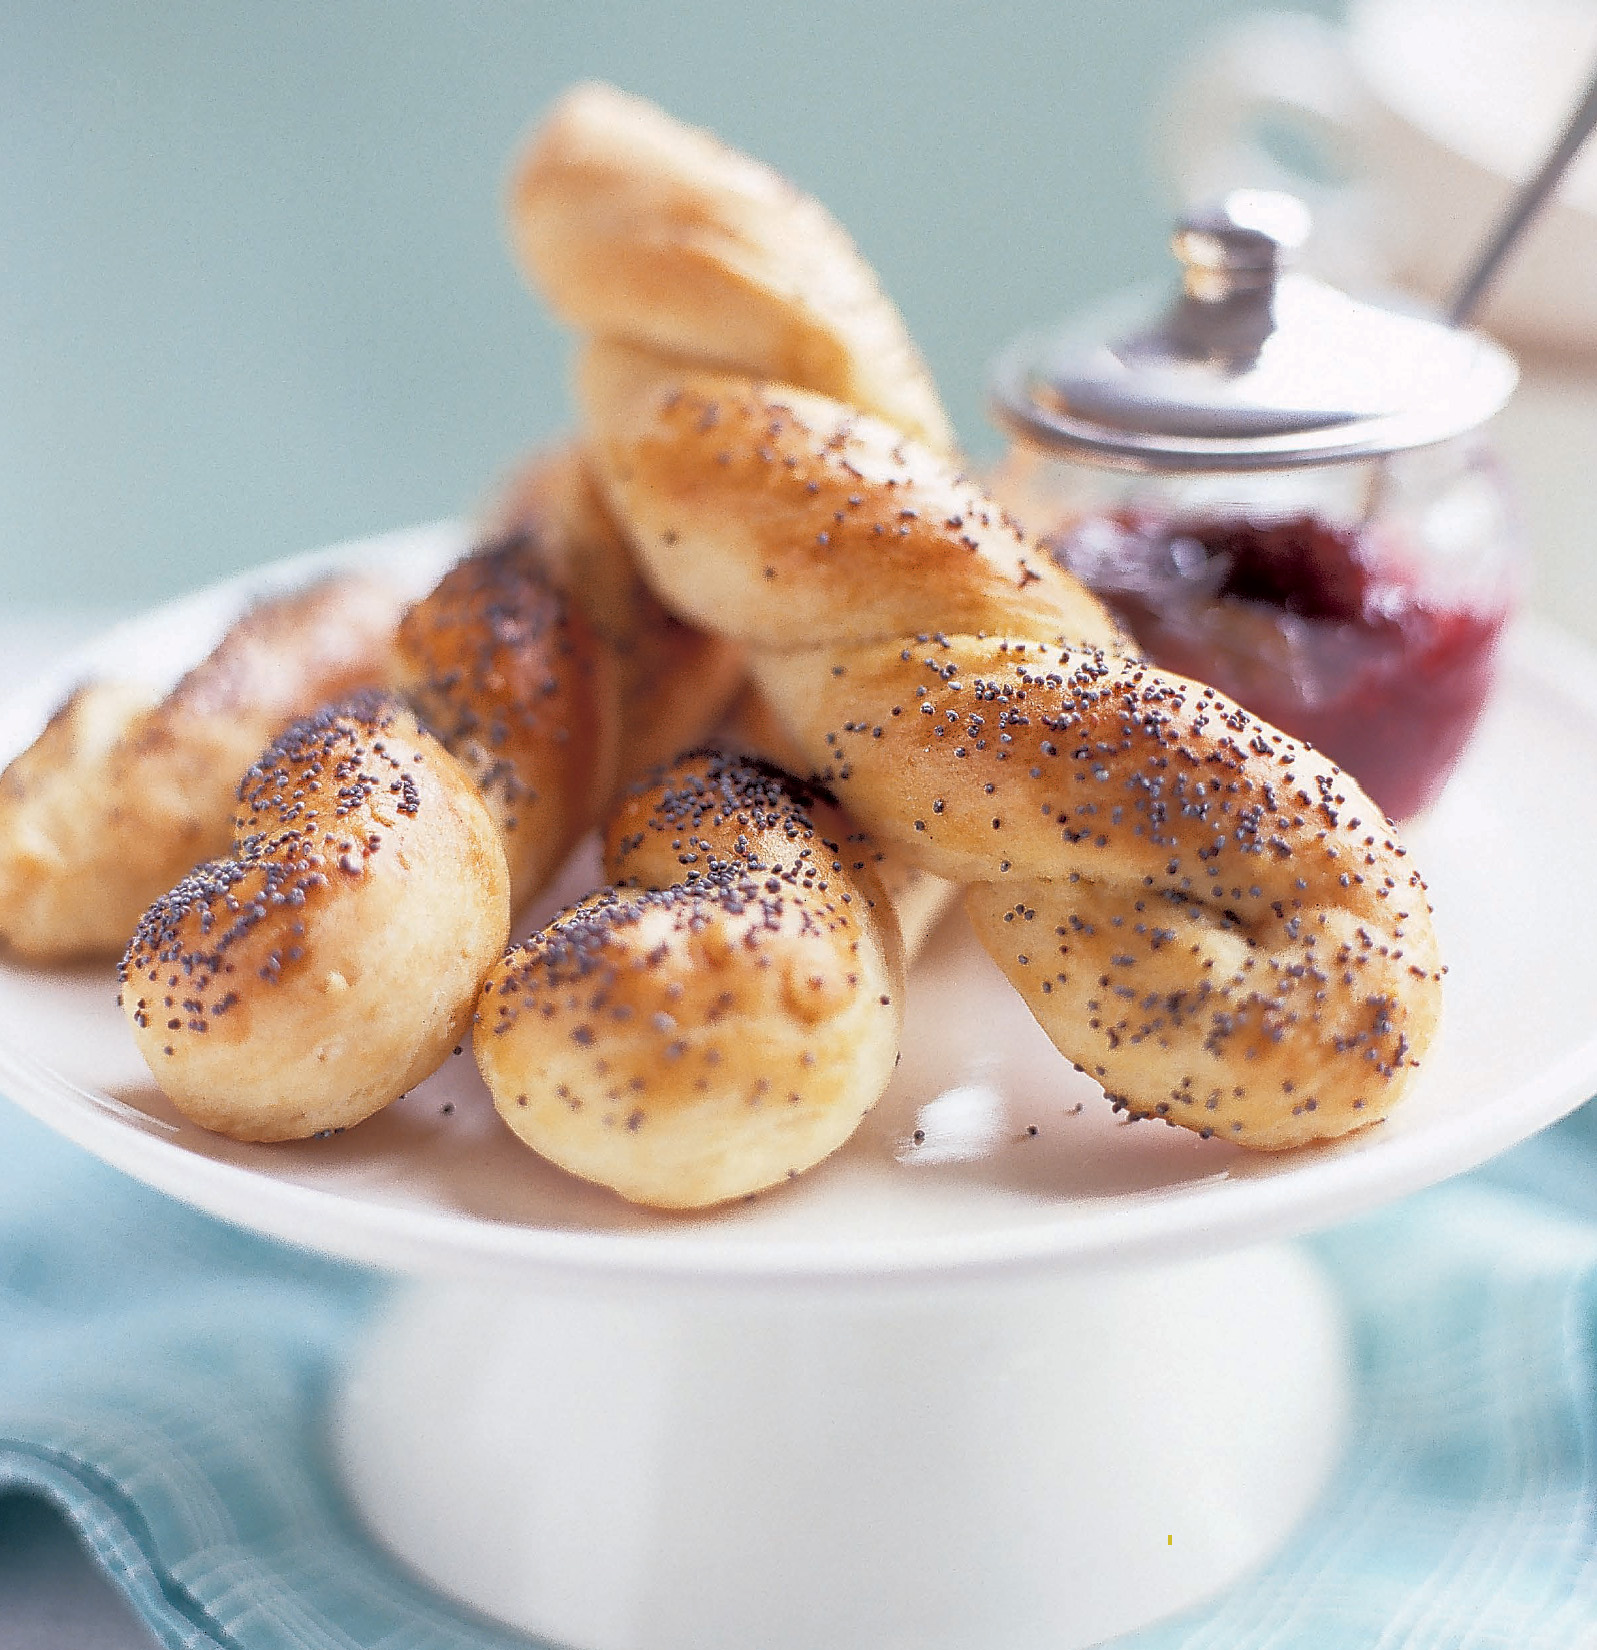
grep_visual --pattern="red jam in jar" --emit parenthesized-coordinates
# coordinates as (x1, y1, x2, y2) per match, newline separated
(1044, 508, 1512, 822)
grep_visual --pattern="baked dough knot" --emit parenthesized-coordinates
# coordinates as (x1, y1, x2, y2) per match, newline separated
(577, 355, 1443, 1149)
(476, 750, 903, 1206)
(119, 692, 510, 1141)
(512, 84, 1445, 1149)
(0, 572, 407, 961)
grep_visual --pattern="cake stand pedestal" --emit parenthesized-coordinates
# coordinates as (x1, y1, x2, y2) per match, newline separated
(334, 1244, 1346, 1650)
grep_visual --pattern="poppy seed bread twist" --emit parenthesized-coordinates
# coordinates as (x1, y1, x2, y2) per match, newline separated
(120, 694, 510, 1141)
(514, 91, 1445, 1149)
(476, 750, 904, 1207)
(0, 573, 409, 962)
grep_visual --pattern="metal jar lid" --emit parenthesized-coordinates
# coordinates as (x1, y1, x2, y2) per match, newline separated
(990, 190, 1519, 472)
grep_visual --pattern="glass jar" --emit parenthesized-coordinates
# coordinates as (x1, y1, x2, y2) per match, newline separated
(989, 192, 1521, 822)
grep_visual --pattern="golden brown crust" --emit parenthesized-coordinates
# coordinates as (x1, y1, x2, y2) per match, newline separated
(395, 533, 611, 910)
(120, 694, 510, 1141)
(765, 635, 1441, 1145)
(475, 751, 902, 1208)
(485, 446, 747, 807)
(510, 83, 954, 455)
(718, 684, 957, 962)
(0, 438, 736, 975)
(967, 879, 1435, 1148)
(578, 357, 1444, 1150)
(579, 343, 1122, 653)
(510, 84, 1443, 1150)
(0, 572, 408, 962)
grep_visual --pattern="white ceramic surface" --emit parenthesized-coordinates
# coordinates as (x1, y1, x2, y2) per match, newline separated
(335, 1245, 1348, 1650)
(1, 522, 1595, 1289)
(1161, 0, 1597, 353)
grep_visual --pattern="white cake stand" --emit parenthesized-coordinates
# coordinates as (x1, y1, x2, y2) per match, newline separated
(4, 526, 1596, 1650)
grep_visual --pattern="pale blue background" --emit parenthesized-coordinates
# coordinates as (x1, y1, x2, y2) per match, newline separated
(0, 0, 1336, 611)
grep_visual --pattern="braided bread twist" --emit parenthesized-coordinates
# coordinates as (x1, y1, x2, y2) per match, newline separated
(476, 750, 903, 1207)
(479, 446, 747, 820)
(120, 693, 509, 1141)
(514, 93, 1445, 1150)
(0, 572, 408, 962)
(507, 82, 972, 967)
(511, 82, 953, 456)
(396, 447, 743, 912)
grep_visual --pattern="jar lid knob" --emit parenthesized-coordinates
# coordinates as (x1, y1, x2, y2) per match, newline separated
(1172, 190, 1312, 300)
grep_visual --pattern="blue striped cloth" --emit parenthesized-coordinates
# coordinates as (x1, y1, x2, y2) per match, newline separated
(4, 1091, 1597, 1649)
